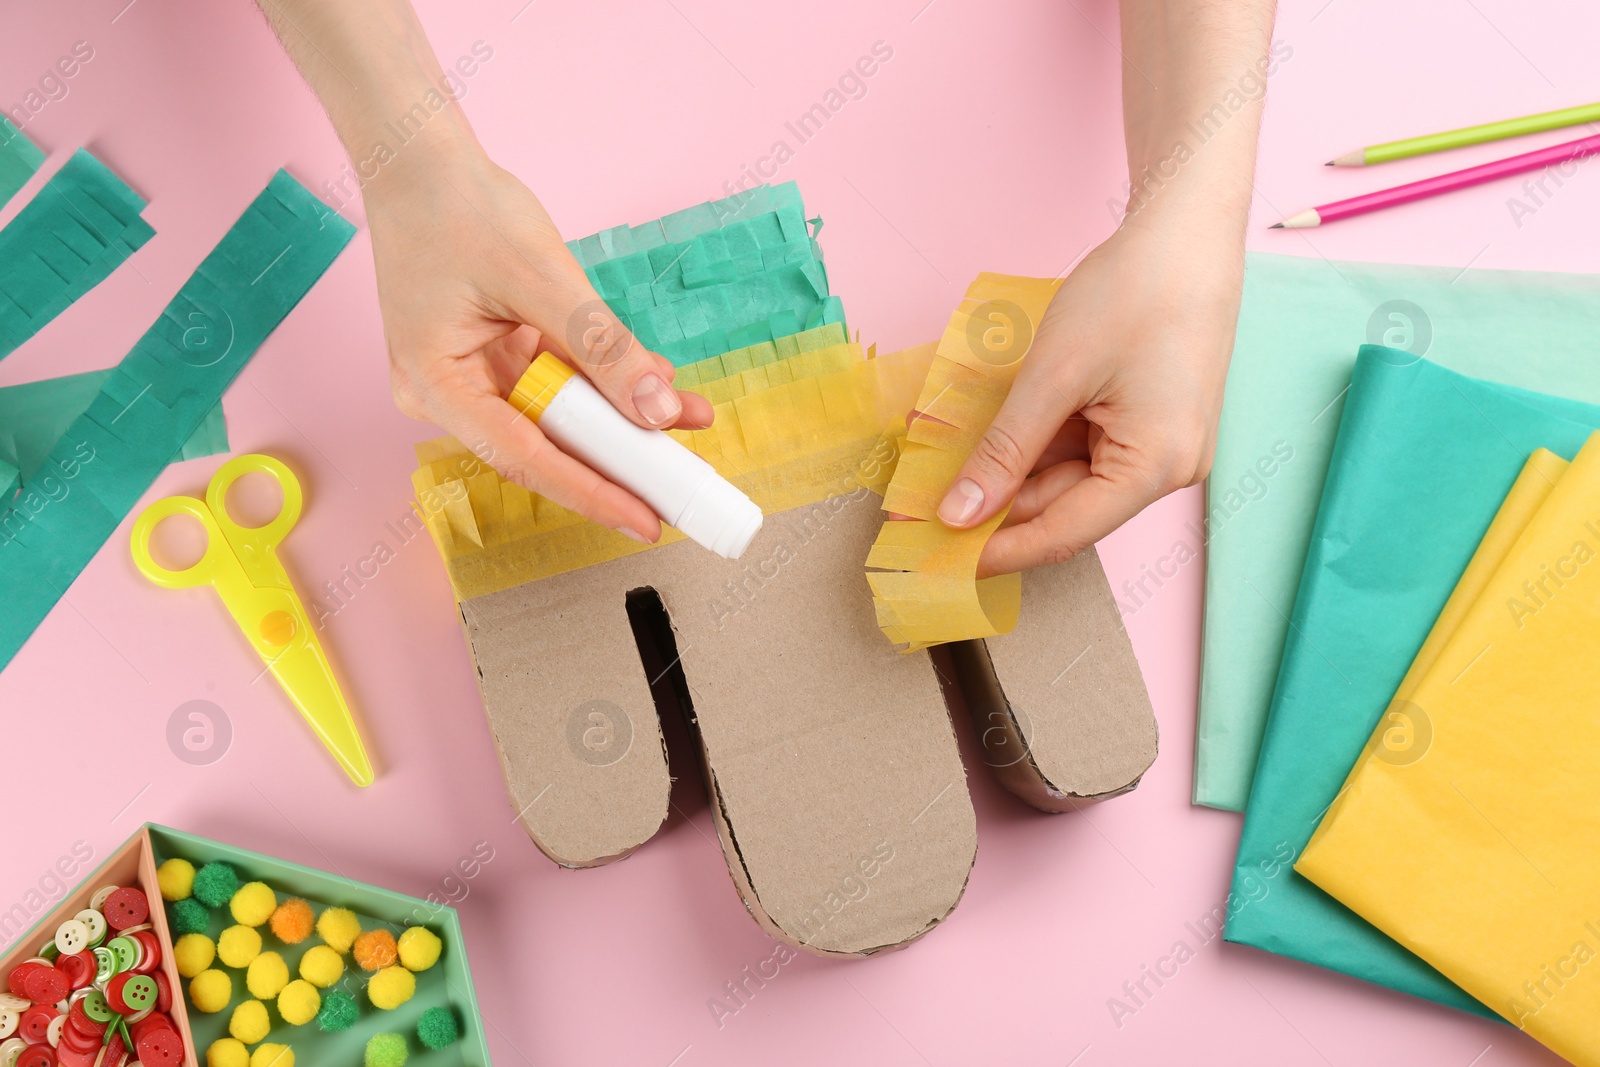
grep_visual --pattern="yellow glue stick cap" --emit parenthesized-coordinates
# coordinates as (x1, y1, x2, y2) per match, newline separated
(509, 353, 576, 422)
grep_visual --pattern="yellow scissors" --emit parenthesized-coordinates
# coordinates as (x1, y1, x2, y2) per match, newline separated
(130, 454, 374, 786)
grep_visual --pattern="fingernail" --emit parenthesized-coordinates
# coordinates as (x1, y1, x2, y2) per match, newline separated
(632, 375, 682, 427)
(938, 478, 985, 526)
(617, 527, 651, 544)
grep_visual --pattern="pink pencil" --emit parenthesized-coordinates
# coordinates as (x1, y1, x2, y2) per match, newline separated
(1273, 131, 1600, 228)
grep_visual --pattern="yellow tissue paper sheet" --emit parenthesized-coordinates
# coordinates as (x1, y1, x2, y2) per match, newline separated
(865, 272, 1062, 651)
(1298, 434, 1600, 1064)
(411, 341, 935, 601)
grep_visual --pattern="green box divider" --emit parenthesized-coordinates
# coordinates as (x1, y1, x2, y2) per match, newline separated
(148, 824, 491, 1067)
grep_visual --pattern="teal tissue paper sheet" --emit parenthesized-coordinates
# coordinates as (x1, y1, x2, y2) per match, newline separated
(1196, 252, 1600, 811)
(1225, 345, 1600, 1015)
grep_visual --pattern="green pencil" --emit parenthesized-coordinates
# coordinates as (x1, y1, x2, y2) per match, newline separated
(1328, 101, 1600, 166)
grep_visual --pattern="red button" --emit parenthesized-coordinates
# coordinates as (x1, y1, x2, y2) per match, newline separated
(136, 1026, 183, 1066)
(102, 888, 148, 932)
(19, 1003, 58, 1043)
(22, 965, 67, 1006)
(129, 931, 162, 974)
(8, 960, 43, 997)
(102, 1030, 127, 1064)
(65, 1000, 104, 1040)
(152, 970, 172, 1013)
(129, 1012, 170, 1043)
(55, 951, 92, 991)
(17, 1043, 57, 1067)
(60, 1019, 99, 1054)
(55, 1047, 94, 1067)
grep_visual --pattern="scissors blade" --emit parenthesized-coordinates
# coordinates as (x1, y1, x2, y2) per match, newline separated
(251, 590, 374, 787)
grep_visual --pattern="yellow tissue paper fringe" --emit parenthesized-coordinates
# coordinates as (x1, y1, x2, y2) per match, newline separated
(411, 341, 935, 601)
(865, 272, 1062, 652)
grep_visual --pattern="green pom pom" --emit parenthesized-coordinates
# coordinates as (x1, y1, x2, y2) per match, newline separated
(364, 1033, 408, 1067)
(170, 898, 211, 936)
(192, 862, 240, 908)
(416, 1007, 459, 1050)
(316, 990, 359, 1033)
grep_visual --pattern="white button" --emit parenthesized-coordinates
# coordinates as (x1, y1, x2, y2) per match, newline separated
(0, 1036, 25, 1067)
(54, 919, 90, 955)
(0, 1011, 15, 1039)
(0, 996, 24, 1012)
(74, 909, 106, 945)
(88, 885, 119, 911)
(46, 1014, 64, 1048)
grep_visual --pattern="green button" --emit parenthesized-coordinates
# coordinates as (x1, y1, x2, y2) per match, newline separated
(120, 975, 157, 1012)
(83, 989, 115, 1023)
(107, 936, 137, 974)
(93, 947, 116, 984)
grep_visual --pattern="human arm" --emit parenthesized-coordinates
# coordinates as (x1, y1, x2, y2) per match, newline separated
(943, 0, 1279, 575)
(253, 0, 713, 543)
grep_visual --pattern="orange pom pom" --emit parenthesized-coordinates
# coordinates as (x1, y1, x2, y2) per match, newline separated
(352, 929, 398, 972)
(269, 898, 315, 945)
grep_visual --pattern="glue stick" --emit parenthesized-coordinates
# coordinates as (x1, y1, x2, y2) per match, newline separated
(509, 353, 764, 559)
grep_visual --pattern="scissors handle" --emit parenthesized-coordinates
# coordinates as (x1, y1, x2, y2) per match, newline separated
(130, 495, 231, 589)
(206, 455, 303, 582)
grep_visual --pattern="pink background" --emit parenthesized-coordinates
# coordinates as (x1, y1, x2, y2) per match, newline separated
(2, 0, 1595, 1063)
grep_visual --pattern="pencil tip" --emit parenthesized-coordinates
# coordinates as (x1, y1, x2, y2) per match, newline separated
(1269, 223, 1284, 229)
(1324, 160, 1335, 166)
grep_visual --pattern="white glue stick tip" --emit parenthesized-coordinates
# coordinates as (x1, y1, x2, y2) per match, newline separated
(678, 476, 764, 559)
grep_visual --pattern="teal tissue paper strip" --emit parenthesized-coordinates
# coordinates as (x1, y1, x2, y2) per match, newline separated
(0, 169, 352, 670)
(0, 368, 227, 495)
(1196, 252, 1600, 811)
(1225, 346, 1600, 1015)
(0, 148, 155, 360)
(566, 182, 844, 367)
(0, 118, 45, 209)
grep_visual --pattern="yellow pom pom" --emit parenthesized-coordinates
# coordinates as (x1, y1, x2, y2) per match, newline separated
(277, 979, 322, 1026)
(316, 907, 361, 953)
(230, 882, 277, 927)
(158, 858, 196, 902)
(250, 1043, 295, 1067)
(229, 999, 272, 1044)
(217, 925, 263, 968)
(174, 933, 217, 978)
(396, 927, 442, 972)
(206, 1038, 250, 1067)
(246, 951, 290, 999)
(366, 966, 416, 1011)
(297, 944, 345, 989)
(190, 969, 234, 1014)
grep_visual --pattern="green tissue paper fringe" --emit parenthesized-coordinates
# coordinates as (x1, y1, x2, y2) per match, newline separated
(0, 117, 45, 210)
(0, 169, 353, 670)
(0, 148, 155, 359)
(566, 181, 845, 367)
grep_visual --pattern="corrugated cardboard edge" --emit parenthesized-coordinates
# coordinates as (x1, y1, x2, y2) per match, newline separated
(656, 502, 979, 959)
(459, 579, 672, 869)
(458, 494, 979, 952)
(950, 547, 1157, 810)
